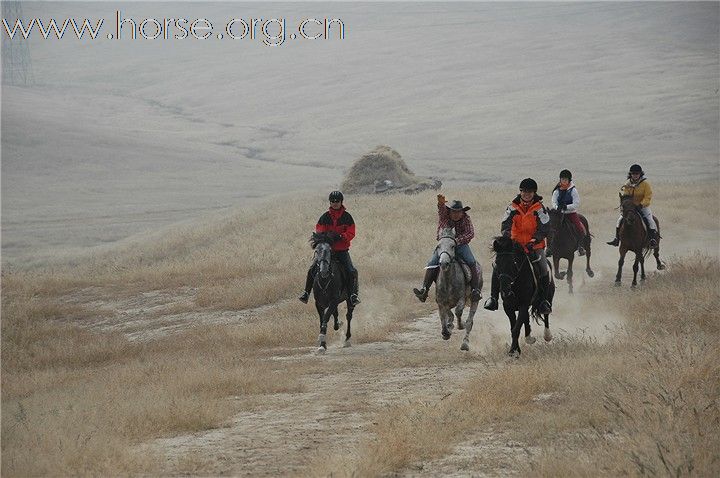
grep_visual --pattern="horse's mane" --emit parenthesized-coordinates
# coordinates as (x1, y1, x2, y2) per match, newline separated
(309, 231, 337, 249)
(491, 235, 515, 253)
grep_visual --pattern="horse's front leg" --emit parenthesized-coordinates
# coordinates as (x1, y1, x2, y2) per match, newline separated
(317, 300, 339, 353)
(439, 306, 452, 340)
(631, 252, 640, 287)
(585, 237, 595, 277)
(553, 256, 565, 280)
(567, 255, 574, 294)
(543, 313, 553, 342)
(461, 301, 478, 351)
(640, 253, 646, 281)
(343, 300, 353, 347)
(509, 308, 527, 357)
(615, 248, 627, 285)
(455, 301, 465, 330)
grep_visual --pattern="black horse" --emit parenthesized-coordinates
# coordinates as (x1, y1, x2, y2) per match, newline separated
(492, 236, 554, 357)
(310, 232, 354, 353)
(547, 210, 594, 294)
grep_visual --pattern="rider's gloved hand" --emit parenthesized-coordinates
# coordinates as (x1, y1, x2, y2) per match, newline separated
(525, 240, 536, 253)
(437, 194, 446, 206)
(558, 203, 567, 211)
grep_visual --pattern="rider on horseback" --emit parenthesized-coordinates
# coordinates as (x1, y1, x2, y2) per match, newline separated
(607, 164, 658, 248)
(413, 194, 482, 303)
(299, 190, 360, 306)
(484, 178, 552, 315)
(549, 169, 587, 256)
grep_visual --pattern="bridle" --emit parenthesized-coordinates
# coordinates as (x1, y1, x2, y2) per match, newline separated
(494, 250, 530, 289)
(437, 234, 457, 264)
(314, 243, 334, 292)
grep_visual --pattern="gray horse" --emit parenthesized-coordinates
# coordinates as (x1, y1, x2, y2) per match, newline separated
(434, 227, 482, 351)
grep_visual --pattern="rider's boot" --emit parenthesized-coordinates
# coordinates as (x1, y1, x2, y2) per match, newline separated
(470, 264, 482, 302)
(350, 270, 361, 305)
(606, 227, 621, 247)
(648, 229, 658, 249)
(413, 267, 438, 302)
(483, 270, 500, 311)
(531, 261, 552, 315)
(298, 266, 315, 303)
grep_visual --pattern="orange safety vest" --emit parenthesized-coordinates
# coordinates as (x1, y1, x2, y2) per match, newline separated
(510, 201, 546, 250)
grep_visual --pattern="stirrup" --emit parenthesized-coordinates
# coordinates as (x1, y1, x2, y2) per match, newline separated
(483, 297, 498, 311)
(350, 294, 360, 305)
(298, 291, 310, 303)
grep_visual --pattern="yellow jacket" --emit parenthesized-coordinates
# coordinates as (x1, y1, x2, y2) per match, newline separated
(621, 177, 652, 207)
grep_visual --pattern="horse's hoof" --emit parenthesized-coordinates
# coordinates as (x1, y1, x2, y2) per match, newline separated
(508, 349, 520, 359)
(343, 340, 351, 348)
(333, 323, 340, 331)
(544, 329, 553, 342)
(657, 263, 666, 270)
(640, 276, 646, 281)
(317, 334, 326, 346)
(631, 283, 637, 289)
(587, 270, 595, 278)
(614, 281, 621, 287)
(442, 331, 451, 340)
(316, 346, 326, 355)
(460, 341, 470, 351)
(525, 335, 537, 345)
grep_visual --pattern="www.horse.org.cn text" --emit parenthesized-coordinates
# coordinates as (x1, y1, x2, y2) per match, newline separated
(1, 10, 346, 46)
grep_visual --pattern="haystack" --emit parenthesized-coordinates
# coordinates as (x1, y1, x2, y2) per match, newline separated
(341, 146, 441, 195)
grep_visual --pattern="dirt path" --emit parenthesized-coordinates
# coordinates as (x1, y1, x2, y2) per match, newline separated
(132, 310, 532, 476)
(63, 282, 619, 476)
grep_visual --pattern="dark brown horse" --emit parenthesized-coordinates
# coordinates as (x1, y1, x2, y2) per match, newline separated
(614, 198, 665, 287)
(547, 210, 594, 294)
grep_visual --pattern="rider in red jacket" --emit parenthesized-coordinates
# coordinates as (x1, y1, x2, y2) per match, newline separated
(299, 191, 360, 305)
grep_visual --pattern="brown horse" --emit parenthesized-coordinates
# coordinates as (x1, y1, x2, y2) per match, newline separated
(547, 210, 594, 294)
(614, 198, 665, 287)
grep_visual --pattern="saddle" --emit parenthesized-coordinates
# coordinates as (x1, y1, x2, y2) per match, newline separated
(459, 260, 481, 284)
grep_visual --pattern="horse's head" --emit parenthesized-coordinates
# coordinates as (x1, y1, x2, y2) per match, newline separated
(492, 236, 526, 298)
(310, 232, 336, 279)
(547, 209, 573, 248)
(620, 197, 638, 226)
(437, 227, 457, 271)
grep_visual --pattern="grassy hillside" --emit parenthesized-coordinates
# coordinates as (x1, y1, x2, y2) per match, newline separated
(2, 180, 718, 475)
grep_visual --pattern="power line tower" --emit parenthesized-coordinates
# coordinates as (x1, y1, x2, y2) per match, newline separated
(2, 1, 35, 86)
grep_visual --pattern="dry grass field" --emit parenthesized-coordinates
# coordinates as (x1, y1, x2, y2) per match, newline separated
(2, 180, 719, 476)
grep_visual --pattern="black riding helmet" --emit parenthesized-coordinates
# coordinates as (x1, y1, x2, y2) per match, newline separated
(559, 169, 572, 181)
(629, 164, 643, 174)
(519, 178, 538, 192)
(329, 190, 344, 202)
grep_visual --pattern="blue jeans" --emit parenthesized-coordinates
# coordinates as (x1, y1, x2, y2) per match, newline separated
(427, 243, 477, 267)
